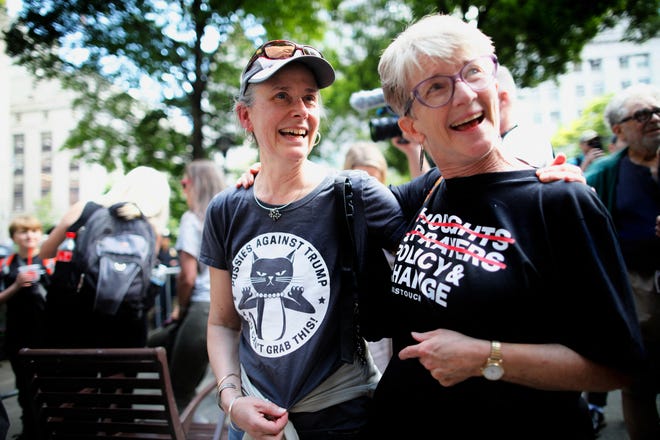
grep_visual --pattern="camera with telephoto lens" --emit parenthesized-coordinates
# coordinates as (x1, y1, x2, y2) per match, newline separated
(369, 116, 402, 142)
(350, 88, 403, 142)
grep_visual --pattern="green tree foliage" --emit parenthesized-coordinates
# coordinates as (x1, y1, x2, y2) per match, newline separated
(326, 0, 658, 178)
(405, 0, 659, 86)
(4, 0, 330, 170)
(5, 0, 658, 182)
(552, 94, 614, 159)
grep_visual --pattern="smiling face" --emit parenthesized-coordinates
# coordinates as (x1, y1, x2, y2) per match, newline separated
(398, 54, 501, 174)
(238, 63, 321, 165)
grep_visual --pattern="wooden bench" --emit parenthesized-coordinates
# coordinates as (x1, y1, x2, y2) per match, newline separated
(19, 347, 226, 439)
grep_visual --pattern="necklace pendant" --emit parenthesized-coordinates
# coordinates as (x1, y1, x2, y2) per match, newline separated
(269, 208, 282, 221)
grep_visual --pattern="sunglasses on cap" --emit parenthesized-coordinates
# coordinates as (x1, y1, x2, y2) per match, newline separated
(618, 107, 660, 125)
(245, 40, 324, 74)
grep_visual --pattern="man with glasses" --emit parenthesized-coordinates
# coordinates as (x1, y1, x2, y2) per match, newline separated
(585, 83, 660, 440)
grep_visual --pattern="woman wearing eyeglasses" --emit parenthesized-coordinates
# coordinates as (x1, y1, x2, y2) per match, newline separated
(200, 40, 407, 439)
(585, 83, 660, 440)
(362, 14, 645, 439)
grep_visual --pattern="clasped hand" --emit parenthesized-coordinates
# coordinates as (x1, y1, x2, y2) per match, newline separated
(230, 395, 288, 439)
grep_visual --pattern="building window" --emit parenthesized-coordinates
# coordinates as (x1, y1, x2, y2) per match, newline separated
(69, 161, 80, 205)
(576, 84, 585, 97)
(592, 81, 605, 95)
(619, 56, 629, 69)
(41, 132, 53, 199)
(549, 86, 560, 102)
(13, 135, 26, 211)
(621, 80, 632, 89)
(589, 59, 602, 71)
(13, 134, 24, 155)
(41, 132, 52, 152)
(550, 111, 561, 123)
(13, 134, 25, 176)
(13, 184, 24, 212)
(637, 53, 649, 68)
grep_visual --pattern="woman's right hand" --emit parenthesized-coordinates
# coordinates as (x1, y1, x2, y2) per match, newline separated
(230, 395, 288, 439)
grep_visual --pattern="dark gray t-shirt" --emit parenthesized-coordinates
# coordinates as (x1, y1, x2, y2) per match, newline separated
(200, 170, 405, 408)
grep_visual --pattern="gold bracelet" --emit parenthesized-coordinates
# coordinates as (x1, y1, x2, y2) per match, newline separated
(216, 372, 239, 389)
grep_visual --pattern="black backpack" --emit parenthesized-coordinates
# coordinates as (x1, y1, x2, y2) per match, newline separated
(50, 202, 157, 319)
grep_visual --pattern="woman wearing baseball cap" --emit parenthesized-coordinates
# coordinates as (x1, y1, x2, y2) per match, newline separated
(200, 40, 407, 439)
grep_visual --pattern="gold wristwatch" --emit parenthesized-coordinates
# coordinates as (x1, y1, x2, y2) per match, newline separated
(482, 340, 504, 381)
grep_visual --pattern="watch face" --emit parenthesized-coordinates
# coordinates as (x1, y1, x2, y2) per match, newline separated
(483, 363, 504, 381)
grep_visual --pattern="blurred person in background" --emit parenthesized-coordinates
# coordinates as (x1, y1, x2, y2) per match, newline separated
(149, 159, 226, 411)
(497, 64, 555, 167)
(0, 215, 54, 439)
(571, 129, 606, 172)
(40, 166, 171, 349)
(586, 83, 660, 440)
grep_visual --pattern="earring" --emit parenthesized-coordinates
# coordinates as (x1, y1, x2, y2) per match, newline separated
(418, 144, 425, 172)
(312, 132, 322, 147)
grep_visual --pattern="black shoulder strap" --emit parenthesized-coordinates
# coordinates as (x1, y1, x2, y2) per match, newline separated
(68, 201, 103, 233)
(335, 176, 355, 267)
(334, 174, 365, 365)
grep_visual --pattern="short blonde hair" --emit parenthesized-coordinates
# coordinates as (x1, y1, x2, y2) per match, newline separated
(344, 142, 388, 183)
(98, 166, 171, 235)
(9, 215, 42, 237)
(379, 14, 495, 116)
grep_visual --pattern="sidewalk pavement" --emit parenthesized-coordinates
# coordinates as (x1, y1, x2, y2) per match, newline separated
(0, 356, 639, 439)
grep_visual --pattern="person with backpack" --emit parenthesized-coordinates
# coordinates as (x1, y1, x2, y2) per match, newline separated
(0, 215, 54, 439)
(148, 159, 226, 411)
(40, 166, 171, 349)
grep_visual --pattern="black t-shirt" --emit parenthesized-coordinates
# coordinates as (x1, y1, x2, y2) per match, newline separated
(368, 169, 644, 438)
(1, 254, 50, 355)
